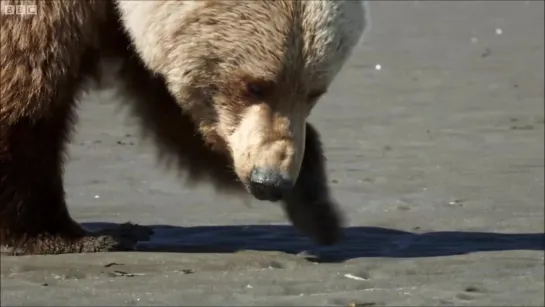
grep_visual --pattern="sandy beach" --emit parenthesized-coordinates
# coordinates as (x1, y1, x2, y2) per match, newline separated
(1, 1, 544, 306)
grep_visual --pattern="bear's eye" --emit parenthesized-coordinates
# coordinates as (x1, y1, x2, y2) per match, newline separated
(245, 81, 272, 100)
(247, 83, 265, 98)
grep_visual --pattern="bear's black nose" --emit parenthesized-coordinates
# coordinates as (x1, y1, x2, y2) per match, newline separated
(248, 168, 294, 202)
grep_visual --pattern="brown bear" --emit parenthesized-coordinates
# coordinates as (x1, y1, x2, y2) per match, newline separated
(0, 1, 369, 255)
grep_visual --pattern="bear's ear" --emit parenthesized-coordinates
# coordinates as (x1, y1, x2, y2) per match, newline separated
(358, 0, 372, 45)
(341, 0, 371, 49)
(328, 0, 371, 50)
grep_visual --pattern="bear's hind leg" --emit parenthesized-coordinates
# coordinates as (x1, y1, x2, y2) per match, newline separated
(0, 103, 142, 255)
(0, 1, 146, 255)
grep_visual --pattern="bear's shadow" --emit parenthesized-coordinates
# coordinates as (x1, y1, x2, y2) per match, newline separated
(82, 222, 545, 263)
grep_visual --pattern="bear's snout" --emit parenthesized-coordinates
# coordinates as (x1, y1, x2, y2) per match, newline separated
(225, 104, 307, 200)
(247, 168, 295, 202)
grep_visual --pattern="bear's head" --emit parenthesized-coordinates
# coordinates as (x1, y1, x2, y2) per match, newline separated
(117, 1, 368, 201)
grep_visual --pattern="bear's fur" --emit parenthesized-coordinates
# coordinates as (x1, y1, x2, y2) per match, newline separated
(0, 0, 368, 255)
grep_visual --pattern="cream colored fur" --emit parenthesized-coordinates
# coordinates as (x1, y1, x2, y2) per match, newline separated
(115, 0, 369, 185)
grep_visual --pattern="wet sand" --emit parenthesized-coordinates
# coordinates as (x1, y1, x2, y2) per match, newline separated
(1, 1, 544, 306)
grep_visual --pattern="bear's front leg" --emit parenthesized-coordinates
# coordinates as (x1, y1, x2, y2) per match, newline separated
(0, 110, 149, 255)
(281, 123, 344, 246)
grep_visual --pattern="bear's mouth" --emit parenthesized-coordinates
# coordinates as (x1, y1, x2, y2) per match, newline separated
(245, 180, 295, 202)
(246, 184, 284, 202)
(244, 168, 295, 202)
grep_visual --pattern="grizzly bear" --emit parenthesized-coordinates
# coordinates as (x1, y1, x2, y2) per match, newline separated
(0, 1, 369, 255)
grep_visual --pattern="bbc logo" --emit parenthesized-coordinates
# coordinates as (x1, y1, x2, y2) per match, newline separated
(1, 4, 38, 16)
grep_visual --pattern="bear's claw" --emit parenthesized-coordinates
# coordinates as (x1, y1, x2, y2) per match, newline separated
(2, 223, 153, 255)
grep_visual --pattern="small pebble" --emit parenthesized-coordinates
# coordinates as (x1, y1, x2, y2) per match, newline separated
(374, 64, 382, 71)
(94, 195, 100, 199)
(495, 28, 503, 35)
(344, 273, 367, 281)
(449, 199, 464, 206)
